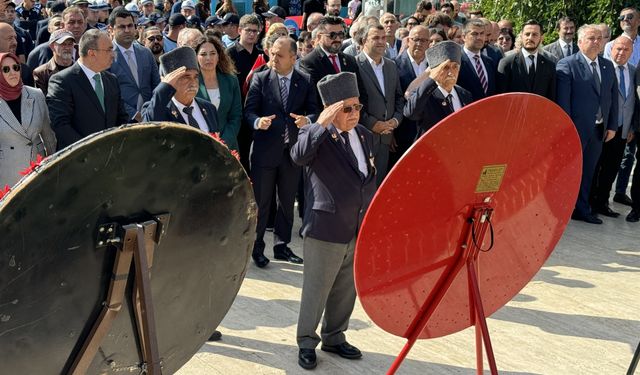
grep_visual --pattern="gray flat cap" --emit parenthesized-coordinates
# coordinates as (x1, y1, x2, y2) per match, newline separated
(426, 40, 462, 68)
(317, 72, 360, 106)
(160, 46, 199, 75)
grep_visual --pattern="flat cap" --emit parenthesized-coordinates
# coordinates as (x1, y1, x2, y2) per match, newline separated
(160, 46, 199, 74)
(317, 72, 360, 106)
(181, 0, 195, 9)
(426, 40, 462, 68)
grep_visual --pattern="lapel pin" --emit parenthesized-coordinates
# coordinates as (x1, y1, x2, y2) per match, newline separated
(331, 133, 338, 140)
(202, 108, 207, 115)
(171, 109, 178, 118)
(442, 101, 447, 106)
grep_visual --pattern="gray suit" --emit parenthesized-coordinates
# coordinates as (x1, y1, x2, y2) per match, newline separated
(0, 86, 56, 186)
(355, 52, 404, 185)
(544, 39, 578, 63)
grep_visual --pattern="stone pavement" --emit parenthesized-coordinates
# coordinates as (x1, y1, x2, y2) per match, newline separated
(177, 200, 640, 375)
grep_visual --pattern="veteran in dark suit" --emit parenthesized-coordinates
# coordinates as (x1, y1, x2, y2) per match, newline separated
(556, 24, 618, 224)
(291, 72, 376, 371)
(141, 47, 219, 133)
(244, 37, 318, 268)
(47, 29, 129, 149)
(404, 41, 473, 136)
(497, 20, 556, 101)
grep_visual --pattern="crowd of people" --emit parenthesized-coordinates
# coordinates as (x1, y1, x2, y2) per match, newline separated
(0, 0, 639, 370)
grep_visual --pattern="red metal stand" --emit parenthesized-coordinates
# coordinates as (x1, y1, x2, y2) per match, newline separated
(387, 202, 498, 375)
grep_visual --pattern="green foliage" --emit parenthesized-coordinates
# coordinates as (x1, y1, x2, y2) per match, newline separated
(476, 0, 636, 44)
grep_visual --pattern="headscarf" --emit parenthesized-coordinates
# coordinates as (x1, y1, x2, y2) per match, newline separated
(0, 53, 23, 101)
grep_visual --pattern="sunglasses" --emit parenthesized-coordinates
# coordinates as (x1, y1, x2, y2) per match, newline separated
(2, 64, 20, 74)
(322, 31, 346, 40)
(619, 14, 634, 21)
(146, 35, 163, 42)
(342, 103, 363, 113)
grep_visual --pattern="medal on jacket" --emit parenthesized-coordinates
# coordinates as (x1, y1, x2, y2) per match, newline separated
(171, 109, 178, 118)
(331, 132, 338, 140)
(202, 107, 207, 116)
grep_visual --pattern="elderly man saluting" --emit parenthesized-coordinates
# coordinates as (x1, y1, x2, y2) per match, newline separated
(291, 72, 377, 370)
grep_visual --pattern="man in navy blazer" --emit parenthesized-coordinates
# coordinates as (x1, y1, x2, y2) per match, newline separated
(556, 24, 618, 224)
(244, 37, 318, 268)
(457, 19, 497, 102)
(291, 72, 376, 370)
(108, 8, 160, 121)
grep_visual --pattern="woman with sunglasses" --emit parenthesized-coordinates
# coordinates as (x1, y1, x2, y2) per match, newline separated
(0, 52, 56, 187)
(195, 35, 242, 151)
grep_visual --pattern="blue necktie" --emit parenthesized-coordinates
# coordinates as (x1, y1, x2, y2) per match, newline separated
(619, 65, 627, 99)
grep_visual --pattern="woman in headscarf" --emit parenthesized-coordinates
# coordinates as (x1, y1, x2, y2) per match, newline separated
(0, 52, 56, 187)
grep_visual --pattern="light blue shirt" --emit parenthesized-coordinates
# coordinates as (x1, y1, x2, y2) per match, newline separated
(604, 34, 640, 66)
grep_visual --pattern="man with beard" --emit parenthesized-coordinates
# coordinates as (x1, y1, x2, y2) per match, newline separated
(497, 19, 556, 100)
(456, 18, 497, 102)
(143, 26, 164, 65)
(544, 16, 578, 62)
(34, 29, 75, 96)
(324, 0, 341, 17)
(108, 7, 161, 121)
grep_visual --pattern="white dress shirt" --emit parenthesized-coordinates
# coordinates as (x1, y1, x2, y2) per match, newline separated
(437, 85, 462, 111)
(559, 39, 573, 57)
(363, 51, 385, 94)
(463, 47, 488, 81)
(171, 98, 210, 133)
(407, 51, 427, 77)
(78, 61, 101, 90)
(521, 49, 538, 72)
(321, 46, 342, 71)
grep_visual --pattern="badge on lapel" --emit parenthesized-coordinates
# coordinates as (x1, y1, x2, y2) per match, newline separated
(171, 109, 178, 118)
(202, 107, 207, 116)
(442, 101, 448, 106)
(331, 132, 338, 140)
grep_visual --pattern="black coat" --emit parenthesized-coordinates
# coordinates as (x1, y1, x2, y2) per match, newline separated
(497, 50, 557, 101)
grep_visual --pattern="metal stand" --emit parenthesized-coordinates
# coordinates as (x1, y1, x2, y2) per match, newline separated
(387, 201, 498, 375)
(67, 214, 169, 375)
(628, 340, 640, 374)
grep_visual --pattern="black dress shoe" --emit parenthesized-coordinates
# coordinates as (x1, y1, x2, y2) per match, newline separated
(596, 205, 620, 218)
(208, 330, 222, 341)
(252, 254, 270, 268)
(627, 210, 640, 222)
(321, 342, 362, 359)
(614, 193, 634, 206)
(571, 212, 603, 224)
(298, 349, 317, 370)
(274, 246, 303, 264)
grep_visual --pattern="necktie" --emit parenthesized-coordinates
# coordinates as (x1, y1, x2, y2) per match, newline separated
(280, 76, 290, 143)
(125, 49, 144, 110)
(619, 65, 627, 99)
(74, 44, 79, 61)
(329, 54, 340, 73)
(93, 73, 104, 111)
(564, 43, 571, 57)
(340, 131, 364, 179)
(591, 61, 603, 123)
(473, 55, 488, 94)
(182, 106, 200, 129)
(528, 54, 536, 84)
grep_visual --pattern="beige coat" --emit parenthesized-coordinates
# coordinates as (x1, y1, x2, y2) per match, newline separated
(0, 86, 56, 187)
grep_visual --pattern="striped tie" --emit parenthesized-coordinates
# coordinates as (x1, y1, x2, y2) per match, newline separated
(473, 54, 488, 94)
(280, 77, 290, 143)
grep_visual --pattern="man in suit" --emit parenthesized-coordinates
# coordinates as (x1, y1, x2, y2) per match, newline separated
(380, 12, 401, 59)
(404, 41, 473, 136)
(108, 7, 160, 121)
(556, 24, 618, 224)
(355, 24, 404, 185)
(47, 29, 129, 149)
(292, 72, 376, 370)
(244, 37, 318, 268)
(457, 18, 497, 102)
(479, 18, 503, 64)
(590, 36, 637, 218)
(28, 6, 86, 71)
(33, 29, 75, 96)
(604, 7, 640, 66)
(497, 19, 556, 101)
(141, 47, 218, 132)
(393, 25, 428, 163)
(544, 16, 578, 62)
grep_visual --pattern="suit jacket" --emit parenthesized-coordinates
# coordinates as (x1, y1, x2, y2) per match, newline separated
(395, 50, 423, 146)
(0, 86, 56, 186)
(404, 78, 473, 136)
(556, 53, 618, 145)
(616, 63, 637, 138)
(196, 71, 242, 151)
(300, 47, 369, 118)
(109, 42, 161, 119)
(355, 52, 404, 145)
(291, 122, 377, 244)
(457, 51, 497, 102)
(544, 40, 578, 63)
(141, 82, 219, 133)
(244, 67, 318, 168)
(497, 50, 557, 101)
(26, 42, 53, 72)
(482, 44, 503, 64)
(33, 58, 69, 96)
(47, 62, 129, 149)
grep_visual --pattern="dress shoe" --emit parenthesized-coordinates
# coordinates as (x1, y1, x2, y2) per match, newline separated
(208, 330, 222, 341)
(571, 212, 603, 224)
(298, 349, 317, 370)
(321, 342, 362, 359)
(274, 246, 303, 264)
(627, 209, 640, 222)
(614, 193, 634, 206)
(252, 254, 270, 268)
(596, 205, 620, 218)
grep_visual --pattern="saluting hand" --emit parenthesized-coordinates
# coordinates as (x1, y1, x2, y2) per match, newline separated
(258, 115, 276, 130)
(317, 101, 344, 128)
(162, 67, 187, 90)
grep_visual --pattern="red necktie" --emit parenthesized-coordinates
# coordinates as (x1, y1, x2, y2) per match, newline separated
(329, 54, 340, 73)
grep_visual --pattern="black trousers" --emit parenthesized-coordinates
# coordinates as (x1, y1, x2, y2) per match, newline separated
(591, 129, 627, 210)
(251, 147, 301, 255)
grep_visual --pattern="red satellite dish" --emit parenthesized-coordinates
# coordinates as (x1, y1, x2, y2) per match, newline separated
(354, 93, 581, 374)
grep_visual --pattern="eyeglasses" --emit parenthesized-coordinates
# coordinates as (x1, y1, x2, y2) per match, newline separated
(146, 35, 163, 42)
(342, 103, 363, 113)
(243, 28, 259, 34)
(322, 31, 346, 40)
(619, 14, 634, 21)
(2, 64, 20, 73)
